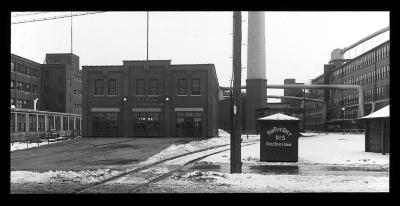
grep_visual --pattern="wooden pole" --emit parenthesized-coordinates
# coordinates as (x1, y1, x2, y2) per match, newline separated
(381, 119, 385, 155)
(231, 11, 242, 173)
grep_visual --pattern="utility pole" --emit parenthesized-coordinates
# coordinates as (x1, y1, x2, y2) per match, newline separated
(231, 11, 242, 173)
(70, 12, 73, 54)
(303, 89, 306, 132)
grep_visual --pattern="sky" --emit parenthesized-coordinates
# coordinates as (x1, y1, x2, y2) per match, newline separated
(11, 11, 390, 98)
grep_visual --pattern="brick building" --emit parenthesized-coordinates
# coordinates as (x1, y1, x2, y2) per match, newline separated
(11, 54, 41, 110)
(82, 60, 219, 138)
(10, 53, 82, 115)
(305, 40, 390, 131)
(41, 53, 82, 114)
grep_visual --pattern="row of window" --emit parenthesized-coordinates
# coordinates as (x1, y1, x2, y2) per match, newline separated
(340, 65, 390, 85)
(178, 79, 200, 95)
(11, 61, 39, 77)
(332, 44, 390, 80)
(364, 86, 389, 102)
(95, 79, 117, 95)
(93, 78, 201, 96)
(331, 93, 358, 108)
(343, 107, 358, 119)
(11, 113, 81, 132)
(11, 98, 34, 109)
(11, 80, 38, 94)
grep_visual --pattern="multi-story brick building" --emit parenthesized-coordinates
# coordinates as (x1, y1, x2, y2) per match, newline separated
(41, 53, 82, 114)
(305, 40, 390, 131)
(82, 60, 219, 138)
(11, 54, 41, 110)
(10, 53, 82, 115)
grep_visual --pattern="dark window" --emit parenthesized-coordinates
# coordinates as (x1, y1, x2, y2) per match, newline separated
(95, 79, 103, 95)
(136, 79, 145, 95)
(176, 111, 202, 137)
(32, 85, 37, 94)
(16, 81, 23, 91)
(178, 79, 187, 95)
(191, 79, 200, 95)
(149, 79, 158, 95)
(108, 79, 117, 95)
(17, 64, 22, 73)
(27, 67, 31, 75)
(44, 86, 49, 94)
(16, 99, 23, 108)
(25, 83, 31, 93)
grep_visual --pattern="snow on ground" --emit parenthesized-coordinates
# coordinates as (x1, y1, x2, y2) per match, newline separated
(202, 133, 389, 166)
(11, 169, 121, 184)
(141, 130, 259, 164)
(10, 141, 59, 152)
(170, 171, 388, 192)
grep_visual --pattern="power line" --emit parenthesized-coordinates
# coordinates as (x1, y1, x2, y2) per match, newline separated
(11, 12, 105, 25)
(11, 12, 49, 18)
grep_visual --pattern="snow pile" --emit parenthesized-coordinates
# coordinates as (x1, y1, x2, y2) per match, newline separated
(202, 133, 389, 166)
(141, 132, 259, 164)
(11, 169, 120, 184)
(10, 141, 59, 152)
(173, 170, 389, 192)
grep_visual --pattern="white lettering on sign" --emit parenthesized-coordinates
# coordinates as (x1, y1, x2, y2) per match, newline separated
(266, 141, 292, 147)
(266, 127, 292, 136)
(275, 135, 286, 141)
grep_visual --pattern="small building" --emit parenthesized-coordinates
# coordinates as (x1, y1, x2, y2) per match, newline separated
(359, 105, 390, 154)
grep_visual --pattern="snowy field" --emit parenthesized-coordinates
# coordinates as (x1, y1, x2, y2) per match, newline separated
(10, 131, 390, 192)
(202, 133, 389, 166)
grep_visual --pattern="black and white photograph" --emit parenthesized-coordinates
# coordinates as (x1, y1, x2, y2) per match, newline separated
(10, 11, 390, 193)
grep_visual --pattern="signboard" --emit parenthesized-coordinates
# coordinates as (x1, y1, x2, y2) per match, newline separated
(132, 96, 165, 108)
(259, 119, 299, 162)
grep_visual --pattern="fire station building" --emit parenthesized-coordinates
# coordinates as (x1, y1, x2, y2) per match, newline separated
(82, 60, 219, 138)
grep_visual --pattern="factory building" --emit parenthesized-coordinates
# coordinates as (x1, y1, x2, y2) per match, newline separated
(305, 40, 390, 131)
(82, 60, 219, 138)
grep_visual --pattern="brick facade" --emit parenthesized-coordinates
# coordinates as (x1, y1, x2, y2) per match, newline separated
(82, 60, 219, 138)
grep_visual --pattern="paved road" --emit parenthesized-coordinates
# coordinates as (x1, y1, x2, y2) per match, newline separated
(10, 137, 199, 172)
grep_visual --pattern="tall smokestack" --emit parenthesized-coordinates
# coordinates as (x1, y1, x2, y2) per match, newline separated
(247, 11, 266, 80)
(245, 11, 267, 133)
